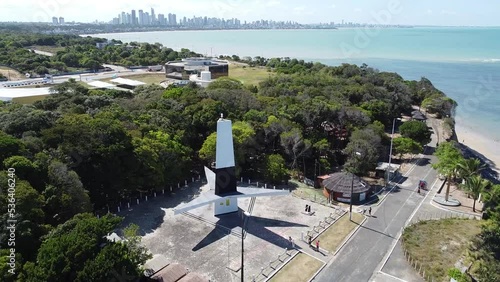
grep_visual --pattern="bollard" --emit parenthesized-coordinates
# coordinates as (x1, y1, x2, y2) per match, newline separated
(273, 186, 276, 189)
(257, 182, 259, 187)
(97, 214, 99, 219)
(241, 177, 243, 182)
(248, 179, 251, 184)
(163, 189, 165, 194)
(265, 184, 267, 189)
(146, 196, 148, 201)
(185, 180, 188, 187)
(178, 183, 180, 188)
(154, 192, 157, 197)
(170, 186, 173, 192)
(192, 177, 195, 183)
(137, 199, 139, 205)
(198, 175, 201, 180)
(128, 202, 130, 209)
(118, 206, 121, 212)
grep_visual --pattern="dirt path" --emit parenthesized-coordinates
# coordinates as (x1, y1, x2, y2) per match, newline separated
(0, 67, 24, 81)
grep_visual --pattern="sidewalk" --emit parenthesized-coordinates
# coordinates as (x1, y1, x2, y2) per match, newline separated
(293, 239, 331, 263)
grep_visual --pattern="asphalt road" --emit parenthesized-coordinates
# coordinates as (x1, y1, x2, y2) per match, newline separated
(314, 144, 439, 281)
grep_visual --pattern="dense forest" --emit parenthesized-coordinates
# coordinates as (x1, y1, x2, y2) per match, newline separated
(0, 31, 200, 75)
(2, 31, 498, 281)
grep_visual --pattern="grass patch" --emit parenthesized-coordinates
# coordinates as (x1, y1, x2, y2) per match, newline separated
(402, 219, 481, 282)
(290, 179, 325, 199)
(270, 253, 323, 282)
(317, 213, 364, 252)
(229, 64, 273, 85)
(12, 95, 50, 104)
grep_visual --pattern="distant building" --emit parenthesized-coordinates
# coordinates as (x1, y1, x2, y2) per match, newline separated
(158, 14, 165, 25)
(168, 13, 176, 25)
(131, 10, 137, 25)
(120, 12, 126, 24)
(165, 58, 228, 80)
(96, 40, 115, 49)
(138, 10, 144, 25)
(59, 17, 64, 24)
(150, 8, 155, 24)
(52, 17, 58, 25)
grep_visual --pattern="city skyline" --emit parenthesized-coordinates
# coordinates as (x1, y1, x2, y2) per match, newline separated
(1, 0, 500, 26)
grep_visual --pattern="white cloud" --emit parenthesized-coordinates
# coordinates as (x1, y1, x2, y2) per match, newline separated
(294, 6, 305, 12)
(426, 9, 433, 15)
(354, 8, 362, 13)
(331, 4, 336, 9)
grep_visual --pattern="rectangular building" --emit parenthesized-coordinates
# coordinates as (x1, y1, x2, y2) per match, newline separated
(165, 58, 229, 80)
(138, 10, 144, 25)
(131, 10, 136, 25)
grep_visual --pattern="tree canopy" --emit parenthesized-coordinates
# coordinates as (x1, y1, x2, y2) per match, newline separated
(399, 120, 432, 145)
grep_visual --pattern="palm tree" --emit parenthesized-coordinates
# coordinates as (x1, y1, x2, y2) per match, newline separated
(462, 175, 490, 212)
(457, 158, 486, 181)
(433, 142, 464, 202)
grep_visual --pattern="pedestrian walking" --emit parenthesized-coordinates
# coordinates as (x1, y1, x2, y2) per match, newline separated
(362, 209, 366, 215)
(316, 240, 320, 251)
(291, 238, 295, 248)
(368, 207, 372, 216)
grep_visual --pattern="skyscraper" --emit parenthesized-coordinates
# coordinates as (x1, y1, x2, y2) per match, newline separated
(158, 14, 165, 25)
(167, 13, 174, 26)
(52, 17, 58, 24)
(131, 10, 136, 25)
(151, 8, 156, 24)
(138, 10, 144, 25)
(121, 12, 126, 24)
(58, 17, 64, 24)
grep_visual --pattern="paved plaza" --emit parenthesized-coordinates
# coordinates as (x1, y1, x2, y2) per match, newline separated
(117, 181, 337, 281)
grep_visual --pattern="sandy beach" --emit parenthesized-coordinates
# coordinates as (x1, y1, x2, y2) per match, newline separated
(455, 123, 500, 176)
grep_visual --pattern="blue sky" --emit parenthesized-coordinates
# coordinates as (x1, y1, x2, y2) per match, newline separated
(1, 0, 499, 26)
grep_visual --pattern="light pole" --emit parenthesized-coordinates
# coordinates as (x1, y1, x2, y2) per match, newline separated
(241, 211, 250, 282)
(387, 118, 401, 187)
(349, 151, 361, 221)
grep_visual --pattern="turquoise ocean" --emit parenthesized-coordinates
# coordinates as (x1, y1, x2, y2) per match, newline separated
(91, 28, 500, 141)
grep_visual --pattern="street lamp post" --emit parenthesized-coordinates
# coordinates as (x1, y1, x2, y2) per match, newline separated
(349, 151, 361, 221)
(387, 118, 401, 187)
(241, 211, 250, 282)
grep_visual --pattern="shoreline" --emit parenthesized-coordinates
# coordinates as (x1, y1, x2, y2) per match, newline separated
(455, 122, 500, 178)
